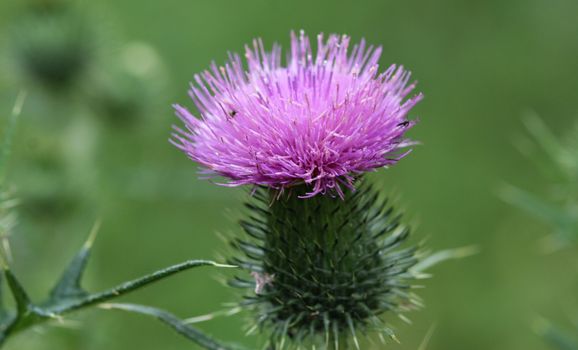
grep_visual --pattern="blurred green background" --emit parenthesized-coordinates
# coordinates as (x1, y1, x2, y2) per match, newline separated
(1, 0, 578, 349)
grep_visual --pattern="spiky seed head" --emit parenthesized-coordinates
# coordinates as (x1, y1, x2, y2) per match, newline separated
(229, 181, 423, 348)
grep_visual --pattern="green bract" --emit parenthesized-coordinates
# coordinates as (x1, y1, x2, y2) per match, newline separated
(230, 182, 424, 349)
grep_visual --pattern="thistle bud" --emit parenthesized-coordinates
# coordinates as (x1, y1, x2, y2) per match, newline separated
(229, 183, 420, 348)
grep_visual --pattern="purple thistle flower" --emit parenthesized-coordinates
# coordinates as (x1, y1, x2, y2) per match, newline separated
(172, 31, 423, 198)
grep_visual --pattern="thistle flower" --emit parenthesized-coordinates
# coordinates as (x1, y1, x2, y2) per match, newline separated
(173, 31, 423, 197)
(173, 32, 429, 349)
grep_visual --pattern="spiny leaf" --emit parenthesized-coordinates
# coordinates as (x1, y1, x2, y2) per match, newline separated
(100, 303, 249, 350)
(0, 255, 235, 347)
(49, 220, 100, 301)
(2, 268, 31, 316)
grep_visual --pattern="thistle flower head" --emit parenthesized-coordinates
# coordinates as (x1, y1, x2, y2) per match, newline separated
(173, 31, 423, 197)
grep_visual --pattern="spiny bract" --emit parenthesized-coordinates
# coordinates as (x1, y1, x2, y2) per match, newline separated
(229, 182, 423, 348)
(173, 31, 423, 198)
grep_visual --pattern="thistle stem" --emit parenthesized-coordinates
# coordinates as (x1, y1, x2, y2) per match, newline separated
(49, 260, 234, 314)
(0, 259, 236, 348)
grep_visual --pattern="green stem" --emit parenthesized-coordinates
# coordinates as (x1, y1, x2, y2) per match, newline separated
(49, 260, 234, 314)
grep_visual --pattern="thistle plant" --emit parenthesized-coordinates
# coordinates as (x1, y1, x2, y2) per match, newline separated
(172, 31, 462, 349)
(0, 31, 464, 349)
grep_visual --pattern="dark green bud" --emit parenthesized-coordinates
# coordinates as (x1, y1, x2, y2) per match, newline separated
(230, 181, 423, 349)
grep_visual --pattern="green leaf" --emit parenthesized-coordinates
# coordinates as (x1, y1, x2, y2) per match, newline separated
(0, 258, 236, 347)
(2, 268, 31, 316)
(49, 221, 100, 301)
(101, 303, 249, 350)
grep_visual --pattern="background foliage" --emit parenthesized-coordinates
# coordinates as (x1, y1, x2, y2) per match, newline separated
(1, 0, 577, 349)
